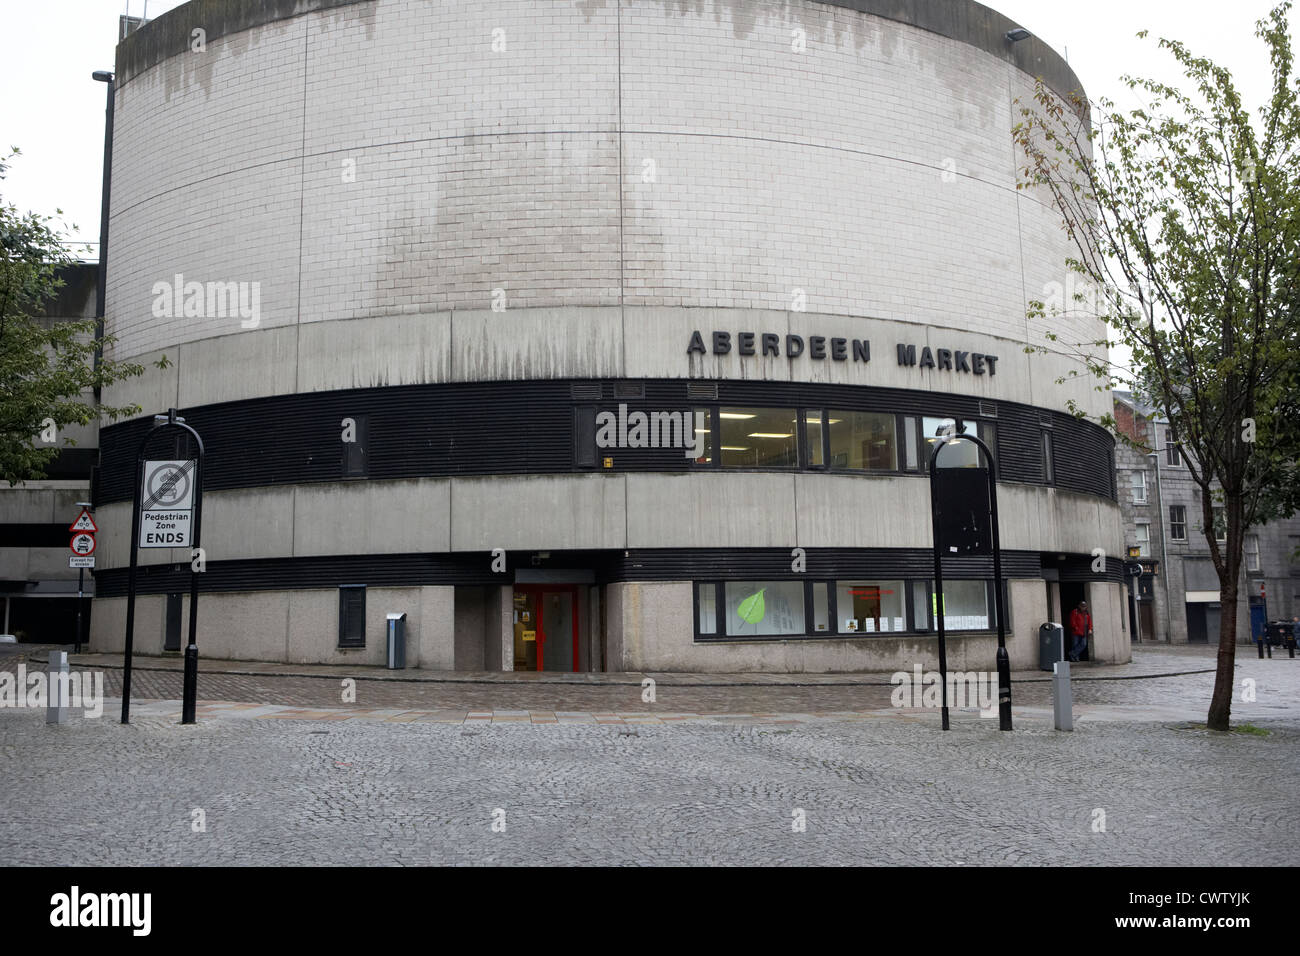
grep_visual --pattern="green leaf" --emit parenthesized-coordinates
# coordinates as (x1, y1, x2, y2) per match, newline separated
(736, 589, 767, 625)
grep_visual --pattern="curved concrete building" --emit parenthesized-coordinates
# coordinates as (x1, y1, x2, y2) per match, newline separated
(91, 0, 1128, 672)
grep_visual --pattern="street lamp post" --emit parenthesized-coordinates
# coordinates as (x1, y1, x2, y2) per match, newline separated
(91, 71, 114, 400)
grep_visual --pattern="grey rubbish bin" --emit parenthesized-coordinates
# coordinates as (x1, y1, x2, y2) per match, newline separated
(1039, 622, 1065, 671)
(386, 613, 407, 669)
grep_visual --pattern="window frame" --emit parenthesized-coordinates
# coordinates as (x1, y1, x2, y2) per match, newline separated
(1245, 534, 1260, 571)
(1131, 469, 1147, 504)
(1135, 522, 1151, 558)
(338, 584, 367, 648)
(692, 577, 1001, 641)
(1169, 505, 1188, 541)
(1165, 427, 1182, 467)
(825, 409, 905, 475)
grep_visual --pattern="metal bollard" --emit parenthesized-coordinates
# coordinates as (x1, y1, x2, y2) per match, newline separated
(1258, 638, 1265, 659)
(47, 651, 70, 725)
(1052, 659, 1073, 732)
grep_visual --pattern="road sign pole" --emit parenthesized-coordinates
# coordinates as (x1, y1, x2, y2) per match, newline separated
(985, 444, 1012, 731)
(928, 426, 1010, 732)
(75, 567, 84, 654)
(122, 454, 145, 724)
(928, 437, 950, 732)
(123, 409, 205, 726)
(182, 449, 204, 725)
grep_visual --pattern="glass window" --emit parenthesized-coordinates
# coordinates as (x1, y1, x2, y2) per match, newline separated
(719, 408, 798, 468)
(1169, 505, 1187, 540)
(1245, 535, 1260, 571)
(1213, 506, 1226, 542)
(812, 583, 830, 633)
(692, 408, 713, 465)
(697, 583, 717, 634)
(1042, 430, 1054, 483)
(805, 411, 825, 468)
(724, 581, 805, 636)
(828, 411, 896, 471)
(1135, 523, 1151, 558)
(1131, 470, 1147, 503)
(1165, 428, 1181, 466)
(912, 580, 930, 630)
(922, 418, 989, 469)
(930, 580, 992, 630)
(902, 416, 919, 470)
(836, 580, 905, 634)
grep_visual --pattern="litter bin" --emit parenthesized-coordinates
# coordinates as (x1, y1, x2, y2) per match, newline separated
(386, 612, 407, 669)
(1265, 621, 1290, 647)
(1039, 622, 1065, 672)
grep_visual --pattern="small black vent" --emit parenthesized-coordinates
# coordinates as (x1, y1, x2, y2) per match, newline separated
(1040, 413, 1054, 427)
(686, 382, 718, 400)
(570, 384, 602, 401)
(979, 401, 998, 418)
(614, 382, 645, 399)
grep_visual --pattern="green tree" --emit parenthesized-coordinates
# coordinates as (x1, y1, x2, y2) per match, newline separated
(0, 146, 146, 484)
(1012, 4, 1300, 730)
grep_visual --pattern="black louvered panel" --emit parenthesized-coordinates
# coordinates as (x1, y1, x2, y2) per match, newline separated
(613, 548, 1044, 580)
(95, 547, 1049, 596)
(1056, 555, 1125, 584)
(97, 379, 1117, 504)
(994, 405, 1041, 483)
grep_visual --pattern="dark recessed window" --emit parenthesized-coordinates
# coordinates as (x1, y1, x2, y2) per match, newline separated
(338, 585, 366, 647)
(342, 414, 369, 478)
(574, 406, 597, 468)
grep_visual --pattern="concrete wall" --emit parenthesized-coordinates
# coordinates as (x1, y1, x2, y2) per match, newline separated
(104, 0, 1104, 420)
(90, 475, 1122, 571)
(90, 585, 454, 667)
(452, 586, 486, 671)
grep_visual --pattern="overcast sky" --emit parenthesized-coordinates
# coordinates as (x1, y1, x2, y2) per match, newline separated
(0, 0, 1289, 255)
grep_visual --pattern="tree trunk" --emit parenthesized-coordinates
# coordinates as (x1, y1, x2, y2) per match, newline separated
(1206, 575, 1238, 730)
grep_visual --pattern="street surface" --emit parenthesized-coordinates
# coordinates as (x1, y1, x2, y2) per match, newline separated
(2, 645, 1296, 865)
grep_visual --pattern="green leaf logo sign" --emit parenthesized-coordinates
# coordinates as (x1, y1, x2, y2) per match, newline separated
(737, 589, 767, 626)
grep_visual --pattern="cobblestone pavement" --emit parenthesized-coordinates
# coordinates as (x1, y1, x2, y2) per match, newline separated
(2, 644, 1298, 865)
(1, 708, 1295, 866)
(3, 644, 1296, 725)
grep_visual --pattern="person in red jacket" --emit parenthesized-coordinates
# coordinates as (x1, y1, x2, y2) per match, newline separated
(1069, 601, 1093, 662)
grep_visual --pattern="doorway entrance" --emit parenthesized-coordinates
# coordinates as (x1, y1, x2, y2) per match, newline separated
(512, 585, 581, 672)
(1060, 581, 1090, 661)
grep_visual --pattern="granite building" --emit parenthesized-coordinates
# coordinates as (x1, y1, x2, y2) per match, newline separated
(1113, 391, 1299, 644)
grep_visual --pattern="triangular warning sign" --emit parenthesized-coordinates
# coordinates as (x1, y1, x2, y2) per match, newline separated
(69, 510, 98, 533)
